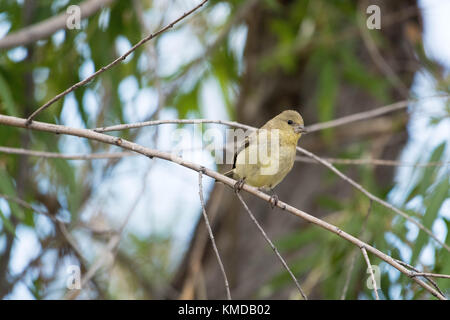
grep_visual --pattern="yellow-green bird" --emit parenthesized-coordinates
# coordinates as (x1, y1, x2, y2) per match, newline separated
(225, 110, 306, 206)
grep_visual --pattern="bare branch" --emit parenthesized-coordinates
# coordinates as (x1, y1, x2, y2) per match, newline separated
(26, 0, 209, 123)
(341, 200, 372, 300)
(296, 156, 450, 168)
(0, 146, 133, 160)
(305, 100, 410, 133)
(93, 118, 254, 133)
(361, 246, 380, 300)
(0, 114, 445, 299)
(235, 192, 308, 300)
(198, 171, 231, 300)
(0, 0, 115, 50)
(296, 146, 450, 252)
(395, 259, 446, 297)
(358, 5, 410, 98)
(411, 273, 450, 280)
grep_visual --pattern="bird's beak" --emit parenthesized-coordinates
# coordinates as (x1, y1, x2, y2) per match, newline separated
(294, 124, 307, 134)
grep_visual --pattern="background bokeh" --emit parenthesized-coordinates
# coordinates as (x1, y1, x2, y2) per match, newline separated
(0, 0, 449, 299)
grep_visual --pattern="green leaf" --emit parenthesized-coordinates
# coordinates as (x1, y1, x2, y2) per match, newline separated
(418, 142, 446, 195)
(173, 80, 201, 119)
(0, 71, 18, 115)
(411, 178, 449, 263)
(0, 207, 15, 235)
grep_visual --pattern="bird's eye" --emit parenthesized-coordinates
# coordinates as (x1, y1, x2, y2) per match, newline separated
(287, 120, 293, 125)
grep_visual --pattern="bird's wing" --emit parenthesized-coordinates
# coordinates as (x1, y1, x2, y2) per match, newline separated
(232, 132, 255, 169)
(232, 136, 249, 169)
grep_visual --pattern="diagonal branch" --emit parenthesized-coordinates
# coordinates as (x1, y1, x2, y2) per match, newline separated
(295, 146, 449, 252)
(0, 146, 133, 160)
(341, 200, 372, 300)
(305, 100, 409, 133)
(235, 192, 308, 300)
(0, 114, 446, 299)
(358, 5, 410, 98)
(25, 0, 209, 124)
(198, 171, 231, 300)
(361, 246, 380, 300)
(395, 259, 446, 297)
(295, 156, 450, 168)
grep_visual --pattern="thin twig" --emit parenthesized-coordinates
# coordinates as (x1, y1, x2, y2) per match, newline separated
(296, 146, 450, 252)
(26, 0, 209, 123)
(0, 146, 134, 160)
(341, 200, 372, 300)
(295, 156, 450, 168)
(411, 272, 450, 280)
(235, 192, 308, 300)
(305, 100, 410, 133)
(93, 118, 254, 133)
(395, 259, 447, 297)
(0, 114, 445, 299)
(361, 246, 380, 300)
(198, 171, 231, 300)
(358, 3, 410, 98)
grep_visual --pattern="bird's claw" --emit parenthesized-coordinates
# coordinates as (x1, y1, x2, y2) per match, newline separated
(234, 179, 245, 193)
(269, 194, 279, 209)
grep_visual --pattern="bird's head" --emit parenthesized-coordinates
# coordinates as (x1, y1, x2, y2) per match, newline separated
(270, 110, 306, 136)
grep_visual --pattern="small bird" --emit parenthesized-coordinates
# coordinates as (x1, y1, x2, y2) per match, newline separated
(225, 110, 306, 207)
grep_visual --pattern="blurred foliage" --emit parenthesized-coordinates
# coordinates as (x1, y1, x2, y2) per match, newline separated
(0, 0, 448, 300)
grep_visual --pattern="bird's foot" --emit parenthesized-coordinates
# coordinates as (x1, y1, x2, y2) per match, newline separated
(234, 178, 245, 193)
(269, 194, 279, 209)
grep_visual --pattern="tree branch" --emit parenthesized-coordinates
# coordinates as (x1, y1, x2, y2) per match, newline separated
(296, 146, 449, 252)
(305, 100, 410, 133)
(395, 259, 446, 297)
(235, 192, 308, 300)
(0, 146, 133, 160)
(198, 171, 231, 300)
(0, 114, 446, 299)
(295, 156, 449, 168)
(361, 246, 380, 300)
(25, 0, 209, 123)
(341, 200, 372, 300)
